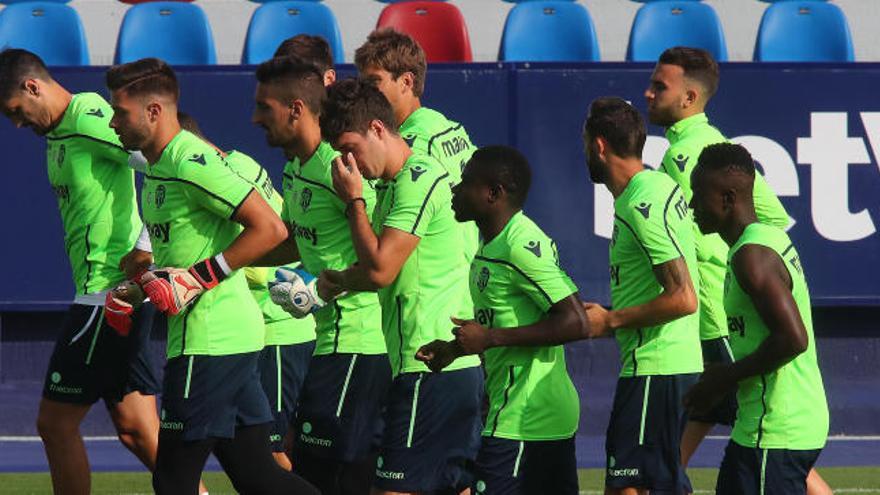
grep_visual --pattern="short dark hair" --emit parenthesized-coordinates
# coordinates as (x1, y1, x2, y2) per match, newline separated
(255, 56, 325, 115)
(177, 111, 205, 140)
(355, 28, 426, 97)
(659, 46, 720, 99)
(320, 78, 398, 144)
(696, 142, 755, 178)
(0, 49, 51, 101)
(469, 145, 532, 208)
(274, 34, 334, 74)
(105, 58, 179, 101)
(584, 97, 646, 159)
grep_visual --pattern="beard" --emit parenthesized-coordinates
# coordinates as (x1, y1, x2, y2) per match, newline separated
(647, 104, 678, 127)
(587, 149, 607, 184)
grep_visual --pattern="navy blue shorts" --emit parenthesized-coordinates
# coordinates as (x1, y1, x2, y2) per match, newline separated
(605, 373, 699, 493)
(717, 441, 821, 495)
(159, 352, 273, 442)
(43, 303, 159, 405)
(292, 352, 391, 462)
(258, 341, 315, 452)
(374, 367, 483, 493)
(689, 337, 737, 426)
(473, 436, 578, 495)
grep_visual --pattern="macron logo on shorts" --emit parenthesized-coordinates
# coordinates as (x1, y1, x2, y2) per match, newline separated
(375, 456, 405, 480)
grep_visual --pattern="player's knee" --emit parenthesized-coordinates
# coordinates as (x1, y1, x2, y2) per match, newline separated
(36, 407, 76, 442)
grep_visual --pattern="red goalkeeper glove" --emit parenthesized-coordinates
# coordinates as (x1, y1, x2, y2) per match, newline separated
(139, 255, 229, 315)
(104, 280, 145, 336)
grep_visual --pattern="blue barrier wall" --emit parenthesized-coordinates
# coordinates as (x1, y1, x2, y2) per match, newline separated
(1, 63, 879, 307)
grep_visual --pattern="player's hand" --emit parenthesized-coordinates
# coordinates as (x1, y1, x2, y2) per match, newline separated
(269, 266, 327, 318)
(583, 302, 612, 337)
(104, 281, 145, 336)
(415, 339, 462, 373)
(119, 248, 153, 280)
(317, 269, 346, 301)
(330, 152, 364, 202)
(683, 364, 737, 416)
(451, 317, 494, 354)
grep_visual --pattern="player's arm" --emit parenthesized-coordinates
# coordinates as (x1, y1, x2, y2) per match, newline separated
(684, 244, 808, 413)
(250, 222, 300, 267)
(223, 189, 288, 269)
(586, 257, 697, 336)
(119, 225, 154, 279)
(416, 295, 589, 372)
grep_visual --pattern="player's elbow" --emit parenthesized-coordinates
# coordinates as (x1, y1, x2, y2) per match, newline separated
(670, 285, 698, 318)
(788, 331, 809, 356)
(265, 215, 288, 248)
(366, 268, 394, 289)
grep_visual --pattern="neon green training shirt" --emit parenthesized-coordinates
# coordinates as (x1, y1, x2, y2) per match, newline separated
(225, 150, 315, 347)
(662, 113, 789, 341)
(281, 141, 386, 356)
(45, 92, 141, 295)
(400, 106, 479, 262)
(142, 131, 263, 358)
(372, 154, 480, 375)
(471, 211, 580, 441)
(610, 170, 702, 376)
(725, 223, 828, 450)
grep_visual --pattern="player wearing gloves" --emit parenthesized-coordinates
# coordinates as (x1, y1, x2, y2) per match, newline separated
(252, 57, 389, 495)
(0, 48, 161, 495)
(106, 57, 318, 495)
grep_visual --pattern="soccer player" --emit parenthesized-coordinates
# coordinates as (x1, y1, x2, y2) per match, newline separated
(581, 97, 702, 495)
(317, 79, 483, 495)
(0, 48, 162, 495)
(416, 145, 590, 494)
(105, 57, 317, 495)
(274, 34, 337, 87)
(644, 45, 787, 469)
(355, 28, 479, 259)
(684, 143, 829, 495)
(251, 57, 391, 494)
(176, 111, 317, 472)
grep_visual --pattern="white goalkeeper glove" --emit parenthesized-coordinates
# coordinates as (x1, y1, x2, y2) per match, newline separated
(269, 266, 328, 318)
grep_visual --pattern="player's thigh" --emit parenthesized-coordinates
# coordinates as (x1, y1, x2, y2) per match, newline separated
(109, 391, 159, 433)
(37, 397, 91, 436)
(376, 367, 483, 493)
(159, 352, 271, 443)
(294, 353, 391, 462)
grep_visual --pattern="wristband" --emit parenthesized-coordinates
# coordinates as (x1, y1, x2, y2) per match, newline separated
(189, 254, 230, 289)
(345, 197, 366, 218)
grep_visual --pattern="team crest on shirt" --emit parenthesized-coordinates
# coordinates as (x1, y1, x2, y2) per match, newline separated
(155, 185, 166, 208)
(476, 266, 490, 292)
(524, 240, 542, 258)
(300, 187, 312, 211)
(672, 154, 688, 172)
(635, 202, 651, 220)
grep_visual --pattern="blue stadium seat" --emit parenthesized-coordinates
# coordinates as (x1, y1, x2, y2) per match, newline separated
(499, 1, 599, 62)
(0, 2, 88, 65)
(754, 1, 853, 62)
(114, 1, 216, 65)
(242, 1, 343, 64)
(626, 1, 727, 62)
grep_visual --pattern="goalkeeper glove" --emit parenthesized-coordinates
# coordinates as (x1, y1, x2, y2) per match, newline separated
(140, 255, 229, 315)
(269, 266, 326, 318)
(104, 280, 145, 336)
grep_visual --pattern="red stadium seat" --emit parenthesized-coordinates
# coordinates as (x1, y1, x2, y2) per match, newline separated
(376, 1, 472, 62)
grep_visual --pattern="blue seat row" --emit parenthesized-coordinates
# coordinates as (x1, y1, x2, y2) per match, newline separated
(0, 0, 855, 66)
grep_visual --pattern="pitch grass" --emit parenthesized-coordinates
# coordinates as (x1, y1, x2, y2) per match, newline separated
(1, 467, 879, 494)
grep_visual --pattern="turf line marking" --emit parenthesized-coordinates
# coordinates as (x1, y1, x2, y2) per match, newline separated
(705, 435, 880, 441)
(0, 436, 118, 442)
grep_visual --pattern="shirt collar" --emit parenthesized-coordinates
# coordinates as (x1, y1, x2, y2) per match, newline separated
(665, 113, 709, 143)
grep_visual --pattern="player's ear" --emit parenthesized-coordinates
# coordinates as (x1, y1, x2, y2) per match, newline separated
(23, 79, 40, 98)
(369, 119, 385, 139)
(595, 136, 608, 160)
(145, 101, 161, 122)
(683, 86, 698, 108)
(488, 183, 503, 204)
(399, 71, 415, 95)
(324, 69, 337, 87)
(289, 99, 304, 121)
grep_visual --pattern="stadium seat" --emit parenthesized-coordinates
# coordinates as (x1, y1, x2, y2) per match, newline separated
(0, 2, 89, 65)
(754, 1, 854, 62)
(118, 0, 192, 4)
(1, 0, 69, 3)
(242, 1, 343, 64)
(499, 1, 599, 62)
(114, 1, 216, 64)
(626, 1, 727, 62)
(376, 1, 472, 62)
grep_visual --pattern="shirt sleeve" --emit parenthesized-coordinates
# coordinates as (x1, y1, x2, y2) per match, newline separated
(626, 188, 686, 267)
(382, 166, 450, 237)
(508, 236, 578, 312)
(179, 153, 254, 219)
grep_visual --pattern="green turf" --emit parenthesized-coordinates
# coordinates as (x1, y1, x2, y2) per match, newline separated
(1, 467, 879, 494)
